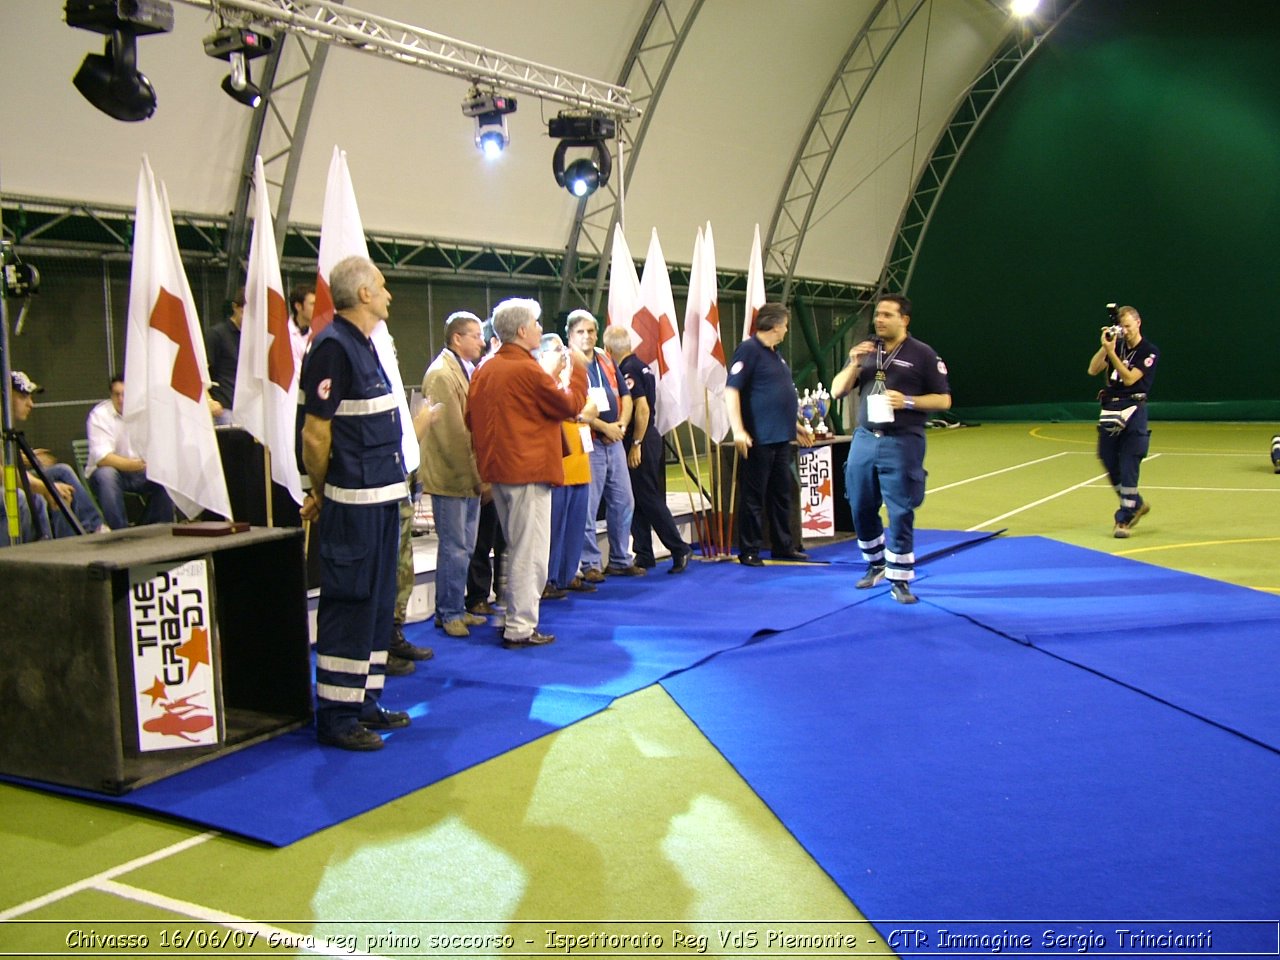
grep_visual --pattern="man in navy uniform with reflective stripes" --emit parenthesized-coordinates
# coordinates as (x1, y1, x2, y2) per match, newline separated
(832, 294, 951, 604)
(298, 255, 411, 751)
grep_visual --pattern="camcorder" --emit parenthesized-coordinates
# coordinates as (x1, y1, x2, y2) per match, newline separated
(1103, 302, 1122, 341)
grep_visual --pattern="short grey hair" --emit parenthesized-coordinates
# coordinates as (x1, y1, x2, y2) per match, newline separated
(493, 298, 541, 343)
(540, 332, 564, 352)
(602, 325, 632, 354)
(330, 256, 380, 311)
(566, 308, 597, 334)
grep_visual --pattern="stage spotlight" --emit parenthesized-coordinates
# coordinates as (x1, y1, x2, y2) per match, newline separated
(65, 0, 173, 122)
(475, 113, 510, 158)
(549, 112, 615, 198)
(220, 51, 261, 107)
(204, 25, 275, 109)
(1011, 0, 1041, 15)
(462, 88, 517, 159)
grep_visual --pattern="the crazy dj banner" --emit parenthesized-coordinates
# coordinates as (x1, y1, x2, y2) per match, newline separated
(798, 444, 834, 540)
(128, 559, 222, 751)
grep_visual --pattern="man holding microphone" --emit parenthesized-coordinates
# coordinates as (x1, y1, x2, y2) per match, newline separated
(832, 294, 951, 604)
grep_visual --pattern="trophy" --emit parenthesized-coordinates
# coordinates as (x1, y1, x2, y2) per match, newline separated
(812, 382, 832, 437)
(797, 387, 816, 440)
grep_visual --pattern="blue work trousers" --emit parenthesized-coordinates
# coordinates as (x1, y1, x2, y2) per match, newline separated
(314, 500, 401, 737)
(1097, 407, 1150, 524)
(846, 427, 927, 582)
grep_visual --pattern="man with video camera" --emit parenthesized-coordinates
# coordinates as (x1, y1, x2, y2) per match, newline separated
(1088, 304, 1159, 538)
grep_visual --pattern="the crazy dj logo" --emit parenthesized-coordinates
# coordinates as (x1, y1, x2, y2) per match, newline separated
(129, 559, 221, 751)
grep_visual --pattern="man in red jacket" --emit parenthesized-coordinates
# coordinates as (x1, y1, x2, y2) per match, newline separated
(466, 299, 589, 648)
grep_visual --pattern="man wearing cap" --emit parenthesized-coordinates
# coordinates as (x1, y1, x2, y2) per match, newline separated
(5, 371, 105, 538)
(84, 374, 174, 530)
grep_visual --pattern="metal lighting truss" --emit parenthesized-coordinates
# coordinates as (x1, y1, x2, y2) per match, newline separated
(764, 0, 928, 305)
(221, 26, 333, 298)
(175, 0, 640, 118)
(555, 0, 705, 314)
(877, 0, 1081, 295)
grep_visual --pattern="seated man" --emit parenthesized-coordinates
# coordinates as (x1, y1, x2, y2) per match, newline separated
(7, 371, 104, 537)
(85, 374, 174, 529)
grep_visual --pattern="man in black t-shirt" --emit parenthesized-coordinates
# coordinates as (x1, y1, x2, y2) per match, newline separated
(832, 294, 951, 604)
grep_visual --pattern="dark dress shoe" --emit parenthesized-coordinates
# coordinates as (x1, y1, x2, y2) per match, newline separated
(668, 549, 691, 574)
(772, 550, 811, 562)
(360, 707, 411, 730)
(738, 553, 765, 567)
(502, 631, 556, 649)
(317, 725, 385, 751)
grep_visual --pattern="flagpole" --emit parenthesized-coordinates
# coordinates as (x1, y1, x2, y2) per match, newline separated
(671, 430, 708, 558)
(727, 447, 740, 558)
(681, 422, 710, 557)
(703, 398, 723, 557)
(263, 444, 274, 527)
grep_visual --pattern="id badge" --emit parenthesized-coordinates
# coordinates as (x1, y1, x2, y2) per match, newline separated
(866, 393, 895, 424)
(579, 425, 594, 453)
(588, 386, 611, 413)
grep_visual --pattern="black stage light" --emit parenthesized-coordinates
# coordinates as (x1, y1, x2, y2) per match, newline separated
(551, 137, 613, 198)
(65, 0, 173, 121)
(73, 30, 157, 121)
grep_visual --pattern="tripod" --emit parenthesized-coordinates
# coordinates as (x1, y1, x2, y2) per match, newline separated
(1, 230, 83, 541)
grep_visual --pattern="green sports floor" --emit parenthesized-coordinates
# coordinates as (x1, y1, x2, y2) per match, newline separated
(2, 422, 1276, 958)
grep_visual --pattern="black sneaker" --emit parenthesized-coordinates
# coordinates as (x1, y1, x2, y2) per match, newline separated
(389, 625, 434, 661)
(890, 581, 919, 605)
(738, 553, 765, 567)
(856, 564, 886, 589)
(360, 707, 411, 730)
(385, 654, 415, 676)
(317, 725, 385, 751)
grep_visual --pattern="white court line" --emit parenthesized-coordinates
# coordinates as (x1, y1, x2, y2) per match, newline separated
(966, 454, 1162, 531)
(0, 831, 218, 921)
(1108, 484, 1280, 493)
(96, 880, 390, 960)
(927, 452, 1069, 494)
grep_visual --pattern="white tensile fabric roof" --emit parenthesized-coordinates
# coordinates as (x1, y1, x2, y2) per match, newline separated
(0, 0, 1010, 284)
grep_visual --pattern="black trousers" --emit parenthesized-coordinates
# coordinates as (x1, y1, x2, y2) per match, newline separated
(629, 435, 687, 566)
(736, 440, 796, 557)
(466, 497, 506, 607)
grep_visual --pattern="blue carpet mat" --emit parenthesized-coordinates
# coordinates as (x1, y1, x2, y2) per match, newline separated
(660, 599, 1280, 925)
(916, 536, 1280, 752)
(5, 530, 989, 845)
